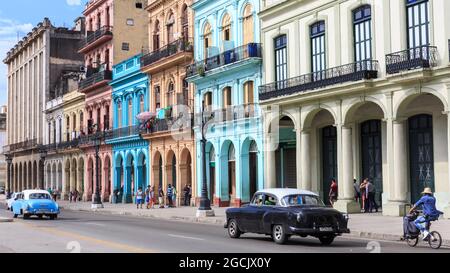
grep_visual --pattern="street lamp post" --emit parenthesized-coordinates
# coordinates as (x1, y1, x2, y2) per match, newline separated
(39, 148, 47, 190)
(91, 127, 104, 209)
(196, 100, 215, 217)
(5, 154, 13, 196)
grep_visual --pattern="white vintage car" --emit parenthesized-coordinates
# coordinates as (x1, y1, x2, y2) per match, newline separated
(6, 192, 20, 211)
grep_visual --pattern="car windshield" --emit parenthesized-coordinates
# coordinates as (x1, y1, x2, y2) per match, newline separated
(29, 193, 52, 200)
(282, 194, 325, 207)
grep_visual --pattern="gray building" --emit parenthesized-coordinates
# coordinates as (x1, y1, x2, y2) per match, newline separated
(0, 106, 7, 189)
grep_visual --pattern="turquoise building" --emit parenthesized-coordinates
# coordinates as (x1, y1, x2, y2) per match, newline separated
(107, 54, 150, 203)
(186, 0, 263, 207)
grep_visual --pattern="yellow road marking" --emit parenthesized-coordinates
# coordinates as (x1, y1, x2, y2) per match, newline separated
(19, 222, 157, 253)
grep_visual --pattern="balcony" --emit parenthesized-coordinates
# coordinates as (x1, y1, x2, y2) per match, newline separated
(141, 114, 194, 138)
(259, 60, 379, 101)
(186, 43, 262, 78)
(57, 139, 80, 150)
(140, 38, 193, 74)
(386, 45, 438, 75)
(79, 69, 112, 93)
(105, 125, 141, 141)
(5, 139, 39, 153)
(195, 104, 259, 125)
(78, 26, 113, 54)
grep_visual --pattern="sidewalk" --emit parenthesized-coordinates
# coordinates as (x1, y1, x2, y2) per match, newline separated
(2, 195, 450, 246)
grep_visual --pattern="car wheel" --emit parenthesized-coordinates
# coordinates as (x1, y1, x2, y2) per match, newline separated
(38, 215, 43, 219)
(319, 235, 335, 246)
(23, 214, 30, 220)
(13, 214, 18, 218)
(272, 225, 288, 245)
(228, 219, 241, 239)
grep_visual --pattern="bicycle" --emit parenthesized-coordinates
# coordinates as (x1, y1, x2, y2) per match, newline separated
(404, 210, 442, 249)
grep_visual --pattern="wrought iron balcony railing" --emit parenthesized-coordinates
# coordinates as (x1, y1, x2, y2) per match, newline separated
(259, 60, 379, 101)
(140, 114, 194, 135)
(79, 69, 112, 91)
(57, 139, 80, 150)
(105, 125, 141, 140)
(186, 43, 262, 78)
(141, 38, 193, 68)
(386, 45, 438, 74)
(78, 26, 113, 51)
(195, 104, 259, 125)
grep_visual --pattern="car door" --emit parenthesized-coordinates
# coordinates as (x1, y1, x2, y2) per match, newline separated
(12, 193, 23, 215)
(238, 193, 264, 233)
(256, 194, 278, 232)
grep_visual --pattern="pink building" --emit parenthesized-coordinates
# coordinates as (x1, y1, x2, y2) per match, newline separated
(78, 0, 148, 202)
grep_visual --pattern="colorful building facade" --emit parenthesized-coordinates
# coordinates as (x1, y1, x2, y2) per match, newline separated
(140, 0, 196, 206)
(108, 54, 149, 203)
(187, 0, 264, 207)
(78, 0, 148, 202)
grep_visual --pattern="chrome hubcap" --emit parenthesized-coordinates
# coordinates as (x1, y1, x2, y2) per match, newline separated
(274, 226, 282, 240)
(229, 222, 236, 235)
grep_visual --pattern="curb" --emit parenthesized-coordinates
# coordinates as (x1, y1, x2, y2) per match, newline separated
(0, 217, 13, 223)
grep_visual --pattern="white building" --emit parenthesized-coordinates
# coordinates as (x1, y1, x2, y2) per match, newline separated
(259, 0, 450, 217)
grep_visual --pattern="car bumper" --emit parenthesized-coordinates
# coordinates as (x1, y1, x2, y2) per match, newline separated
(288, 226, 350, 235)
(24, 210, 59, 215)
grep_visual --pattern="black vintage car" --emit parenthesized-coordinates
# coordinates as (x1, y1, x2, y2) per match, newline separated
(224, 189, 350, 245)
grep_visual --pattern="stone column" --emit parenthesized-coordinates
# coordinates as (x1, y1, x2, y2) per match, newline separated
(444, 112, 450, 218)
(265, 143, 276, 188)
(334, 125, 360, 213)
(300, 129, 311, 190)
(384, 118, 408, 216)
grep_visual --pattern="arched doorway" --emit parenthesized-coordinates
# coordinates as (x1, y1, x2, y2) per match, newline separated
(103, 156, 111, 201)
(275, 116, 296, 188)
(207, 144, 215, 202)
(88, 157, 94, 201)
(166, 151, 177, 189)
(180, 148, 192, 206)
(409, 114, 434, 202)
(125, 152, 135, 203)
(78, 157, 85, 196)
(137, 152, 147, 191)
(322, 125, 337, 205)
(114, 154, 124, 203)
(361, 120, 383, 204)
(241, 139, 258, 203)
(228, 143, 236, 205)
(152, 152, 163, 194)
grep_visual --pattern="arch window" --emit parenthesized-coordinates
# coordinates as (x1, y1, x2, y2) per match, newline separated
(117, 101, 122, 128)
(203, 92, 212, 111)
(222, 13, 231, 42)
(167, 12, 175, 44)
(167, 82, 175, 106)
(181, 5, 189, 40)
(243, 81, 254, 104)
(139, 94, 145, 113)
(223, 87, 232, 108)
(203, 22, 212, 58)
(155, 86, 161, 109)
(128, 98, 133, 126)
(274, 35, 287, 84)
(153, 20, 161, 50)
(243, 4, 254, 44)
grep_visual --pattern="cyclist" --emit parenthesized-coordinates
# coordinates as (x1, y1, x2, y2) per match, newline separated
(409, 187, 443, 240)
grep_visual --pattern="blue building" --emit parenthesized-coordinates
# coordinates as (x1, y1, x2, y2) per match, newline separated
(107, 54, 150, 203)
(187, 0, 263, 207)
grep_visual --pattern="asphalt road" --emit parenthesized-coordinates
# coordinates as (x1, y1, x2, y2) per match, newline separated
(0, 203, 448, 253)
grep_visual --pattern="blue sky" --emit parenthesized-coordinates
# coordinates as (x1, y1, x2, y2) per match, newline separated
(0, 0, 86, 106)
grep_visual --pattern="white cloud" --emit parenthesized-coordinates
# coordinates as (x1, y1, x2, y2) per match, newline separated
(0, 18, 34, 105)
(66, 0, 82, 6)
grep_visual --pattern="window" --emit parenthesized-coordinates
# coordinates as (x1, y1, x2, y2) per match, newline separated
(136, 2, 143, 9)
(243, 4, 254, 44)
(122, 43, 130, 51)
(167, 13, 175, 44)
(353, 5, 372, 62)
(407, 0, 429, 49)
(128, 99, 133, 126)
(140, 94, 145, 113)
(203, 22, 212, 58)
(80, 112, 84, 133)
(243, 81, 254, 104)
(203, 92, 212, 111)
(274, 35, 287, 86)
(126, 19, 134, 26)
(155, 86, 161, 109)
(105, 105, 110, 129)
(181, 5, 189, 40)
(310, 21, 326, 80)
(222, 13, 231, 42)
(167, 82, 175, 106)
(117, 101, 122, 128)
(153, 21, 161, 50)
(106, 7, 110, 27)
(223, 87, 231, 108)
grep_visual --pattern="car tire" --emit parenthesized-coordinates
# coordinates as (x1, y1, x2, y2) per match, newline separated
(319, 235, 335, 246)
(23, 214, 30, 220)
(228, 219, 241, 239)
(38, 215, 43, 219)
(272, 225, 288, 245)
(13, 214, 18, 218)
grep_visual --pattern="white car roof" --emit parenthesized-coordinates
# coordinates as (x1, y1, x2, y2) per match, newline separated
(22, 190, 51, 199)
(255, 188, 318, 200)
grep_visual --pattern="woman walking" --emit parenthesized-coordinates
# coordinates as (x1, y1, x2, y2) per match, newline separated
(158, 187, 165, 208)
(328, 179, 338, 207)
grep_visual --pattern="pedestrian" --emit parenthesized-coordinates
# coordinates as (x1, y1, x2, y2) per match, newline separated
(74, 189, 79, 203)
(158, 187, 165, 208)
(69, 191, 73, 203)
(360, 179, 369, 213)
(148, 186, 155, 209)
(136, 187, 144, 209)
(172, 186, 177, 207)
(366, 179, 379, 213)
(183, 184, 191, 206)
(328, 179, 338, 207)
(353, 179, 361, 203)
(145, 186, 151, 209)
(167, 184, 173, 208)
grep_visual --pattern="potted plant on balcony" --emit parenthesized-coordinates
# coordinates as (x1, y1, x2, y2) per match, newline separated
(197, 64, 206, 77)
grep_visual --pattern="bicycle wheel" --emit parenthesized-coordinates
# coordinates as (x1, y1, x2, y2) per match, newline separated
(406, 236, 419, 247)
(428, 231, 442, 249)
